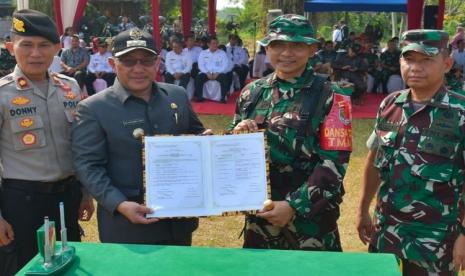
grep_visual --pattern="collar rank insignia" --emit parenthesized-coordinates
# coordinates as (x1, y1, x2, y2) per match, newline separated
(17, 77, 28, 89)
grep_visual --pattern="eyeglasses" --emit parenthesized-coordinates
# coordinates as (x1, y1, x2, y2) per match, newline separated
(116, 57, 157, 67)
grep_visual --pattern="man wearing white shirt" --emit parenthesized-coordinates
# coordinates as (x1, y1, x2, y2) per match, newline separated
(85, 38, 115, 95)
(195, 36, 230, 103)
(226, 34, 249, 89)
(219, 44, 234, 93)
(184, 35, 202, 78)
(118, 16, 135, 32)
(452, 40, 465, 73)
(332, 24, 342, 43)
(165, 40, 192, 89)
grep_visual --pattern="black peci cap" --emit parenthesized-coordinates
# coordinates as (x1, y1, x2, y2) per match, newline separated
(111, 27, 157, 57)
(11, 9, 60, 44)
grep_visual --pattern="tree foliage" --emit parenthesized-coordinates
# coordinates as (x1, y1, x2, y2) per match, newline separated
(25, 0, 465, 47)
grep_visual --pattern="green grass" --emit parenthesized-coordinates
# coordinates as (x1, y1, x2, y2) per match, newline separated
(81, 115, 376, 252)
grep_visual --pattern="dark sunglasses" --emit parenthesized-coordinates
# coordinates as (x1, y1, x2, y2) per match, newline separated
(116, 57, 157, 67)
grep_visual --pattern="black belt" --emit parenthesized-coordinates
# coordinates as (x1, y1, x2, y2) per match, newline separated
(2, 176, 76, 193)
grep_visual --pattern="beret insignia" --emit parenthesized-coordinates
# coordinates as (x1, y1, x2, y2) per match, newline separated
(13, 18, 25, 32)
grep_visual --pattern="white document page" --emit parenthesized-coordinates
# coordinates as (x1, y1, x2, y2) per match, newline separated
(144, 133, 267, 217)
(145, 136, 212, 218)
(210, 133, 267, 212)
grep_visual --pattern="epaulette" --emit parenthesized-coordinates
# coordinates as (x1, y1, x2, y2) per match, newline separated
(448, 90, 465, 102)
(384, 89, 406, 103)
(0, 74, 15, 88)
(52, 72, 75, 82)
(246, 78, 268, 96)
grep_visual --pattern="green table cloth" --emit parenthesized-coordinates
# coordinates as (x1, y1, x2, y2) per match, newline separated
(18, 242, 401, 276)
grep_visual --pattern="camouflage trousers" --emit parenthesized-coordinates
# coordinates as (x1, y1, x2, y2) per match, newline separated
(243, 215, 342, 251)
(369, 245, 456, 276)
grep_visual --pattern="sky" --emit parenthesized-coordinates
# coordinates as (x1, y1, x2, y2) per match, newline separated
(216, 0, 244, 10)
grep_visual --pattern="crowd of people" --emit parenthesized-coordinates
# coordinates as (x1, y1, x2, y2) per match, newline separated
(1, 15, 465, 106)
(2, 8, 465, 276)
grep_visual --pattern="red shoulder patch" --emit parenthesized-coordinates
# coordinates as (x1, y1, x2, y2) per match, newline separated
(319, 93, 352, 151)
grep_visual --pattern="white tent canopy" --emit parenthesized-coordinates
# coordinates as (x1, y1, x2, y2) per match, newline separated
(16, 0, 85, 34)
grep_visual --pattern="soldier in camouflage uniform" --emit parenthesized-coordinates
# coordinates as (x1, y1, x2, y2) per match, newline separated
(363, 41, 382, 93)
(380, 38, 401, 93)
(357, 30, 465, 275)
(331, 43, 368, 104)
(0, 45, 16, 77)
(228, 14, 352, 251)
(339, 31, 356, 51)
(445, 66, 464, 94)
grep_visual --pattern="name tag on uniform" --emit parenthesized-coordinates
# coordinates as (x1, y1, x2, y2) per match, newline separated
(122, 119, 145, 127)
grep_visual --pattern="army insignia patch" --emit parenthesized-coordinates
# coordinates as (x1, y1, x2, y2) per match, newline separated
(17, 77, 28, 89)
(20, 117, 34, 128)
(21, 132, 36, 146)
(13, 18, 25, 32)
(320, 93, 352, 151)
(11, 96, 31, 105)
(338, 101, 351, 126)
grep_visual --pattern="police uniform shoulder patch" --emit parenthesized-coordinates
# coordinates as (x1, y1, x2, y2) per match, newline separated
(52, 72, 75, 82)
(448, 90, 465, 102)
(52, 73, 79, 93)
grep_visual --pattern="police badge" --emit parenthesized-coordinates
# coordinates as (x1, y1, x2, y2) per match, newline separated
(127, 28, 146, 47)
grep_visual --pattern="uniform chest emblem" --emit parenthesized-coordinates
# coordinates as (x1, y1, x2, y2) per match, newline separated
(11, 96, 31, 106)
(20, 117, 34, 128)
(21, 132, 36, 146)
(64, 91, 76, 100)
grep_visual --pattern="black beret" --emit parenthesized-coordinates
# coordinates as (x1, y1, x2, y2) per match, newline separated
(11, 9, 60, 44)
(112, 27, 157, 57)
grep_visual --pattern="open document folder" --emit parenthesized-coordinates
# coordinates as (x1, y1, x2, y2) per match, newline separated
(144, 132, 268, 218)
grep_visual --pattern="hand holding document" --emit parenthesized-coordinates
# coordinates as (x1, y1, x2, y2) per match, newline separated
(144, 132, 268, 218)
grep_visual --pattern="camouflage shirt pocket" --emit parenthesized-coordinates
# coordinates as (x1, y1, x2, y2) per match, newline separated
(374, 130, 397, 170)
(9, 115, 47, 151)
(411, 130, 459, 183)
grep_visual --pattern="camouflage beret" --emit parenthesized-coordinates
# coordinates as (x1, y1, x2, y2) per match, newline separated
(259, 14, 319, 46)
(400, 29, 449, 56)
(11, 9, 60, 44)
(97, 37, 108, 46)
